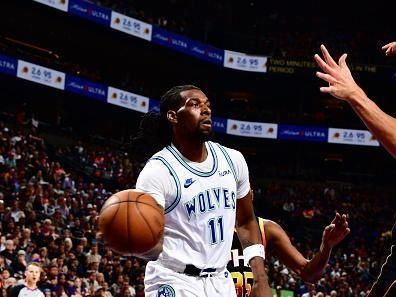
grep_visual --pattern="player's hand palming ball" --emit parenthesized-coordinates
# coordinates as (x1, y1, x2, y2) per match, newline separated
(98, 190, 164, 255)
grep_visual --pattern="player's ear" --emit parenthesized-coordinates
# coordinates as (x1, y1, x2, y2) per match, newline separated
(167, 110, 178, 124)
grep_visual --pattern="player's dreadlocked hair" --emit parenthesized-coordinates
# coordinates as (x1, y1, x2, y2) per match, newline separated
(131, 85, 201, 161)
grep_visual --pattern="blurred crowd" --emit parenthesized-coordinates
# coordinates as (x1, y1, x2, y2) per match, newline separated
(0, 115, 146, 297)
(55, 142, 139, 190)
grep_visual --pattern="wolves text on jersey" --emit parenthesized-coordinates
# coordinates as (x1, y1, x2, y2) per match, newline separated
(184, 187, 236, 220)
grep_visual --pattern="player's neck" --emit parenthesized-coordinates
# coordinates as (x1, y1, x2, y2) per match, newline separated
(172, 139, 207, 162)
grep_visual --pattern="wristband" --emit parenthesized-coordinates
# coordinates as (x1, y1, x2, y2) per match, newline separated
(243, 244, 265, 265)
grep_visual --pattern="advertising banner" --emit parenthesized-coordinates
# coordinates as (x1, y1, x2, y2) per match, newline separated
(65, 75, 107, 102)
(2, 52, 386, 147)
(278, 125, 327, 142)
(111, 11, 152, 41)
(212, 117, 227, 133)
(148, 99, 160, 112)
(107, 86, 149, 113)
(33, 0, 69, 12)
(68, 0, 111, 26)
(152, 27, 224, 65)
(151, 27, 189, 53)
(0, 54, 18, 76)
(17, 60, 65, 90)
(227, 119, 277, 138)
(187, 39, 224, 65)
(328, 128, 379, 146)
(224, 50, 267, 72)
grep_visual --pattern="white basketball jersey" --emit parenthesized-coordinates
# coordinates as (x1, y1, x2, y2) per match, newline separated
(136, 141, 250, 270)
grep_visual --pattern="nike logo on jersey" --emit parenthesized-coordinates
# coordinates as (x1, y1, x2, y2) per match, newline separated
(184, 178, 196, 188)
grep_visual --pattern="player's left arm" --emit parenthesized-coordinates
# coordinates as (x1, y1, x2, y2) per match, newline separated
(269, 213, 349, 283)
(236, 193, 272, 297)
(302, 213, 350, 281)
(230, 148, 271, 297)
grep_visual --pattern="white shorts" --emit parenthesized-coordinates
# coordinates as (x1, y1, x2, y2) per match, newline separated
(144, 261, 237, 297)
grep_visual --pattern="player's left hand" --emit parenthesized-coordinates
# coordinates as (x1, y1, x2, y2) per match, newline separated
(322, 212, 350, 249)
(250, 280, 273, 297)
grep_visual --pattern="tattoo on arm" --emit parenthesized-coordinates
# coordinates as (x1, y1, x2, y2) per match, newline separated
(240, 239, 255, 249)
(239, 230, 262, 249)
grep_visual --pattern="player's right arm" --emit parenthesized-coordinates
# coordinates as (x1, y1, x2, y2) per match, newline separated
(136, 159, 173, 209)
(267, 213, 349, 283)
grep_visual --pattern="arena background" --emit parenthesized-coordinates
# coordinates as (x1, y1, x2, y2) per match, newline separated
(0, 1, 395, 296)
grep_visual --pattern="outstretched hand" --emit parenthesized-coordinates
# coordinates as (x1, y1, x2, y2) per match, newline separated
(314, 44, 365, 102)
(382, 42, 396, 56)
(322, 212, 350, 249)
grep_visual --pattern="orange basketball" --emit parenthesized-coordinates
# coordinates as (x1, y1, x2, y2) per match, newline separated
(98, 190, 164, 255)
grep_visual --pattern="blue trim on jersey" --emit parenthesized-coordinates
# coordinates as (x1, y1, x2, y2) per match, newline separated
(166, 142, 218, 177)
(151, 157, 181, 214)
(215, 143, 238, 183)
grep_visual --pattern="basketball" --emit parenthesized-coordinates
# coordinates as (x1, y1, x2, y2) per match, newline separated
(98, 190, 164, 255)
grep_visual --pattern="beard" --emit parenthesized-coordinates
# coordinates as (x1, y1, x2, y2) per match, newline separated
(196, 128, 214, 142)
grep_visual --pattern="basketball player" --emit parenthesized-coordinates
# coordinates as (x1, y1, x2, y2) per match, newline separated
(9, 263, 44, 297)
(314, 43, 396, 297)
(134, 85, 272, 297)
(229, 212, 350, 297)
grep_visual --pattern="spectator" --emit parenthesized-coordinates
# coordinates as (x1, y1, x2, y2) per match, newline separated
(85, 271, 100, 293)
(67, 277, 88, 297)
(12, 250, 27, 278)
(4, 277, 17, 294)
(119, 277, 135, 297)
(0, 239, 17, 267)
(86, 244, 101, 265)
(38, 247, 51, 268)
(110, 275, 124, 297)
(20, 228, 32, 250)
(10, 201, 25, 224)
